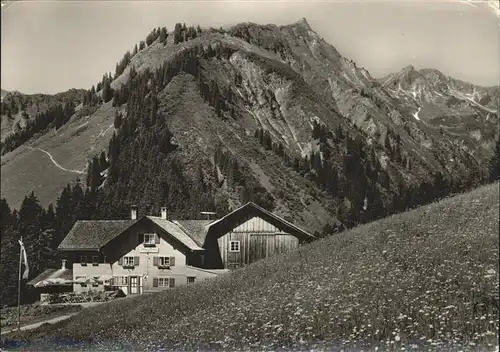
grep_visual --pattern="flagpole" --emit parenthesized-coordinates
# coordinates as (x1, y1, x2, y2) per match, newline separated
(17, 236, 22, 331)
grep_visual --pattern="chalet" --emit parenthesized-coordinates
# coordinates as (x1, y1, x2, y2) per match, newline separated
(28, 202, 314, 296)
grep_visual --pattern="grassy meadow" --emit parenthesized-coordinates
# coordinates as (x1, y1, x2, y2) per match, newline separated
(1, 304, 82, 330)
(2, 183, 498, 351)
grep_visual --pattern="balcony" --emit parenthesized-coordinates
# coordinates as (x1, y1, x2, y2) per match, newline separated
(140, 246, 159, 254)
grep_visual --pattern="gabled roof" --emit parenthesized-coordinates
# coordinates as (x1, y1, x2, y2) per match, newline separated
(57, 203, 313, 252)
(146, 217, 204, 251)
(58, 217, 204, 253)
(173, 220, 214, 247)
(205, 202, 315, 242)
(58, 220, 137, 250)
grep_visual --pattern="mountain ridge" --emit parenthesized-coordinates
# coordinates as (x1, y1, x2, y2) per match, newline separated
(1, 19, 497, 234)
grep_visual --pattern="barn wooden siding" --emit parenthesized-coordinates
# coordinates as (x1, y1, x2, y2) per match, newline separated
(217, 215, 299, 269)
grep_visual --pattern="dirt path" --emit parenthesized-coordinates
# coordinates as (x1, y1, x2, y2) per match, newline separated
(26, 146, 85, 174)
(0, 302, 109, 336)
(1, 313, 77, 335)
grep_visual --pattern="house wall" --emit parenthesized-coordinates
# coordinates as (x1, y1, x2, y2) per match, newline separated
(70, 221, 223, 295)
(144, 266, 224, 293)
(110, 234, 187, 294)
(61, 251, 106, 269)
(216, 215, 299, 269)
(72, 263, 112, 293)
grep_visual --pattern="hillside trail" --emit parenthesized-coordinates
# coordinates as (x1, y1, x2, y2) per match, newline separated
(0, 301, 110, 336)
(26, 146, 85, 174)
(0, 313, 77, 335)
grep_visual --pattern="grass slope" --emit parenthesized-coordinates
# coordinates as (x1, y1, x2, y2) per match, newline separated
(3, 183, 498, 351)
(1, 102, 119, 209)
(1, 305, 82, 330)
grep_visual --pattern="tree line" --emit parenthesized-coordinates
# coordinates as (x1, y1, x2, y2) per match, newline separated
(255, 120, 499, 238)
(1, 182, 94, 306)
(213, 143, 276, 211)
(1, 102, 76, 155)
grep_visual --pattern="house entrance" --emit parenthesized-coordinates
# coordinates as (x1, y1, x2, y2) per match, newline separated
(129, 276, 139, 294)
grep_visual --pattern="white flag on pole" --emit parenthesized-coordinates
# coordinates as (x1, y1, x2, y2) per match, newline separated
(18, 239, 29, 279)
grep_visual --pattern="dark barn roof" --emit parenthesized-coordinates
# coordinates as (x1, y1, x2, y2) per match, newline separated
(58, 220, 137, 250)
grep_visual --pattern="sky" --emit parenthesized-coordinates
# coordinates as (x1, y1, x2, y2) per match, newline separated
(1, 0, 499, 94)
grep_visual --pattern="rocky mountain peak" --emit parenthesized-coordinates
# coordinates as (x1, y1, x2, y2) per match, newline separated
(401, 64, 416, 72)
(295, 17, 312, 30)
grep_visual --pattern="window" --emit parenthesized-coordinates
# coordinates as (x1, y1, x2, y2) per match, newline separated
(158, 277, 170, 287)
(159, 257, 170, 267)
(143, 233, 157, 247)
(119, 256, 138, 267)
(80, 256, 87, 266)
(155, 277, 175, 288)
(113, 276, 128, 286)
(92, 256, 99, 266)
(229, 241, 240, 252)
(123, 256, 135, 266)
(154, 256, 175, 268)
(92, 276, 99, 287)
(187, 277, 196, 284)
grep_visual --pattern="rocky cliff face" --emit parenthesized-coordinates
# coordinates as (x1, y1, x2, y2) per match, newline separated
(1, 19, 497, 233)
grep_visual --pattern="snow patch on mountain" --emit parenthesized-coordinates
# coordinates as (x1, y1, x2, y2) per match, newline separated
(413, 107, 421, 121)
(449, 88, 498, 113)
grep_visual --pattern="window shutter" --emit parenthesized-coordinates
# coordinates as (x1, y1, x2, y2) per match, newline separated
(153, 278, 158, 287)
(134, 256, 139, 266)
(155, 234, 160, 244)
(170, 257, 175, 267)
(153, 256, 158, 266)
(118, 257, 123, 266)
(169, 278, 175, 288)
(138, 234, 144, 245)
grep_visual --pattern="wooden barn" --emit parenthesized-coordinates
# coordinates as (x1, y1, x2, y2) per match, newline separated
(200, 202, 315, 269)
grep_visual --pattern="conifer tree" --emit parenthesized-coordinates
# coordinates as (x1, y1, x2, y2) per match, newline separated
(99, 151, 108, 171)
(159, 27, 168, 44)
(490, 134, 500, 181)
(174, 23, 183, 44)
(102, 78, 113, 103)
(0, 197, 20, 305)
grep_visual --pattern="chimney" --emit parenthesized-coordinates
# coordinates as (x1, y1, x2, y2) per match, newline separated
(131, 205, 138, 220)
(161, 207, 167, 220)
(61, 259, 67, 270)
